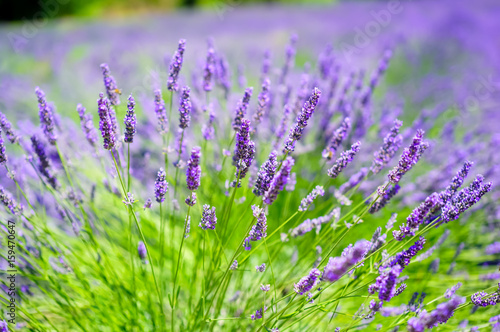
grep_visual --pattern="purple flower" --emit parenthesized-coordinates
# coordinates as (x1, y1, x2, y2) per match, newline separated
(279, 34, 297, 85)
(298, 185, 325, 211)
(178, 87, 191, 129)
(97, 93, 116, 150)
(186, 146, 201, 191)
(31, 135, 59, 189)
(322, 117, 351, 160)
(283, 88, 321, 153)
(318, 43, 334, 79)
(370, 184, 400, 214)
(371, 119, 403, 174)
(339, 167, 368, 194)
(154, 168, 168, 203)
(471, 291, 499, 307)
(252, 78, 271, 133)
(263, 156, 295, 205)
(35, 87, 57, 145)
(253, 151, 278, 197)
(232, 119, 255, 186)
(408, 295, 465, 330)
(362, 50, 392, 106)
(256, 263, 266, 272)
(323, 240, 370, 282)
(124, 95, 137, 143)
(261, 49, 271, 81)
(441, 175, 492, 223)
(387, 237, 426, 269)
(0, 319, 8, 332)
(0, 186, 23, 215)
(393, 193, 442, 241)
(215, 54, 231, 98)
(154, 89, 169, 134)
(327, 141, 361, 179)
(260, 284, 270, 292)
(167, 39, 186, 92)
(203, 48, 215, 92)
(230, 260, 238, 270)
(184, 216, 191, 238)
(439, 161, 473, 204)
(244, 205, 267, 250)
(77, 104, 98, 147)
(0, 129, 7, 164)
(388, 129, 428, 184)
(143, 198, 152, 210)
(199, 204, 217, 230)
(138, 241, 147, 260)
(372, 264, 402, 302)
(445, 283, 462, 299)
(232, 88, 253, 131)
(274, 104, 292, 150)
(100, 63, 121, 106)
(202, 110, 215, 140)
(486, 242, 500, 255)
(185, 192, 197, 206)
(251, 306, 268, 320)
(294, 268, 321, 295)
(0, 112, 19, 143)
(290, 209, 339, 237)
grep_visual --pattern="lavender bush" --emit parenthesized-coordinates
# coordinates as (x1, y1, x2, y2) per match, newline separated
(1, 2, 500, 331)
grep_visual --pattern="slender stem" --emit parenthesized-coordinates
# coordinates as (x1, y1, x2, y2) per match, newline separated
(171, 197, 193, 331)
(111, 152, 164, 323)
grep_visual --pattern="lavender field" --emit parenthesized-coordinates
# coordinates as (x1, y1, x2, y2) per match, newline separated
(1, 0, 500, 331)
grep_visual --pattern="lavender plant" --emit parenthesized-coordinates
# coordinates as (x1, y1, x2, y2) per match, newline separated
(0, 28, 498, 332)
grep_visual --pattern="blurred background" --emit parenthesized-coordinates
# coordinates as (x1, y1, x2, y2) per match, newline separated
(0, 0, 499, 125)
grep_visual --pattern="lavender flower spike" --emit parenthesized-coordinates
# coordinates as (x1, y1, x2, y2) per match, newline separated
(393, 193, 442, 241)
(371, 119, 403, 174)
(100, 63, 121, 106)
(31, 135, 59, 189)
(263, 156, 295, 205)
(294, 268, 321, 295)
(167, 39, 186, 92)
(203, 48, 215, 92)
(253, 151, 278, 197)
(0, 129, 7, 164)
(154, 168, 168, 203)
(274, 104, 292, 150)
(77, 104, 98, 147)
(0, 186, 23, 215)
(138, 241, 147, 260)
(232, 119, 255, 186)
(441, 175, 492, 223)
(0, 111, 19, 143)
(298, 186, 325, 211)
(97, 93, 116, 150)
(154, 89, 169, 134)
(252, 78, 271, 133)
(244, 205, 267, 250)
(178, 87, 191, 129)
(369, 184, 400, 214)
(323, 240, 370, 282)
(438, 160, 474, 206)
(35, 87, 57, 145)
(327, 142, 361, 179)
(388, 129, 428, 184)
(232, 88, 253, 131)
(199, 205, 217, 230)
(186, 146, 201, 191)
(322, 117, 351, 160)
(284, 88, 321, 153)
(124, 95, 137, 143)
